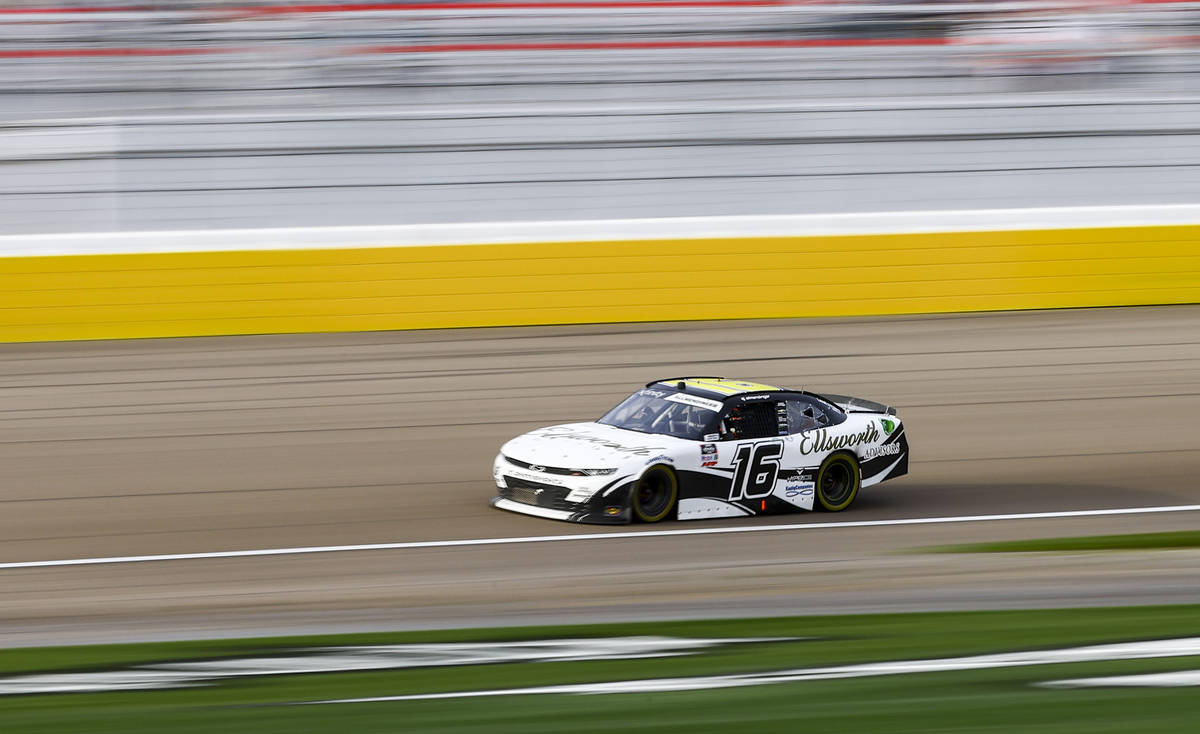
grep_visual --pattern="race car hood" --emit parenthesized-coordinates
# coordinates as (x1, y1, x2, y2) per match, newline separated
(501, 422, 682, 470)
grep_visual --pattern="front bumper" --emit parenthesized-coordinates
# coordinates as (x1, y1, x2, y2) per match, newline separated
(492, 476, 632, 524)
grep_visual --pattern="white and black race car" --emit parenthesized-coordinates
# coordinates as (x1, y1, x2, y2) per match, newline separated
(492, 377, 909, 524)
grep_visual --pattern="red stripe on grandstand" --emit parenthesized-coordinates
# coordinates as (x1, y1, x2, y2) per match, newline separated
(0, 37, 945, 58)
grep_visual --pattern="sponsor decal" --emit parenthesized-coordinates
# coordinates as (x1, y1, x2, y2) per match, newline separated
(507, 469, 565, 486)
(701, 460, 719, 468)
(665, 393, 723, 412)
(700, 443, 717, 456)
(645, 454, 674, 465)
(881, 418, 896, 435)
(798, 424, 881, 455)
(780, 469, 815, 483)
(740, 394, 774, 401)
(785, 483, 815, 498)
(639, 389, 668, 398)
(534, 426, 665, 457)
(862, 443, 901, 460)
(703, 433, 720, 442)
(0, 638, 789, 696)
(528, 465, 546, 472)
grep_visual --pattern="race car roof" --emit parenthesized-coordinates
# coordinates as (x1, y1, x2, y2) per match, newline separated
(649, 377, 785, 399)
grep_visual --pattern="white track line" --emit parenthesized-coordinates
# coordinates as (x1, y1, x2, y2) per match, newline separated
(5, 205, 1200, 257)
(2, 504, 1199, 571)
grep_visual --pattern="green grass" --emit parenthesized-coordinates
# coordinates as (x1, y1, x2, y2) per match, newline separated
(924, 530, 1200, 553)
(1, 606, 1199, 733)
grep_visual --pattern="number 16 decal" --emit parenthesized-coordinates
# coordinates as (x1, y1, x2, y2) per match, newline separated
(729, 441, 783, 501)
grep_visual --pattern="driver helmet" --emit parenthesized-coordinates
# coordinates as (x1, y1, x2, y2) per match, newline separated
(724, 406, 743, 438)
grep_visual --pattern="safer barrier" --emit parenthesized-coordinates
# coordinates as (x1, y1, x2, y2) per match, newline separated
(1, 207, 1198, 342)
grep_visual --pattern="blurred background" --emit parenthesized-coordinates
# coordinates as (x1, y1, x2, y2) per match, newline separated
(2, 8, 1200, 728)
(3, 0, 1200, 235)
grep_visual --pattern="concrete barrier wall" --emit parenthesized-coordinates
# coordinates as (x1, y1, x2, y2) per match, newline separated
(2, 207, 1198, 342)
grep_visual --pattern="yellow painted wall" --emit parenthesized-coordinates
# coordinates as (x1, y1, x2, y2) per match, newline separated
(2, 225, 1199, 342)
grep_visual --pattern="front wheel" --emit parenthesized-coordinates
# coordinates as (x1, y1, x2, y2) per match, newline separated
(816, 453, 860, 512)
(632, 465, 678, 522)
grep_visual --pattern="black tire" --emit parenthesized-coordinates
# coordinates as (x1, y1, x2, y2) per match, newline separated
(632, 465, 678, 523)
(816, 453, 860, 512)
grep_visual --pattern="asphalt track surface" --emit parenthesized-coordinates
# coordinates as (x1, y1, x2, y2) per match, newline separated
(1, 305, 1199, 646)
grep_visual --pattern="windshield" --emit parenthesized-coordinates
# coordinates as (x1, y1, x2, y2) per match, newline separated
(596, 389, 721, 441)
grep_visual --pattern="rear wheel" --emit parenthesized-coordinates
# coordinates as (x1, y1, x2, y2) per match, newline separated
(632, 465, 678, 522)
(816, 453, 860, 511)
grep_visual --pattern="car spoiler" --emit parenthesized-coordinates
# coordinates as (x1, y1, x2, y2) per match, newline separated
(817, 393, 897, 416)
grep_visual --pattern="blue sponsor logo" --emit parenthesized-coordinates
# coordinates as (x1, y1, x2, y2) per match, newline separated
(785, 482, 815, 498)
